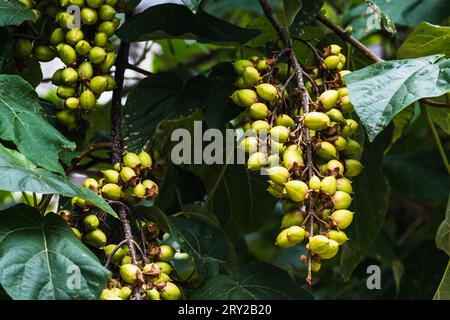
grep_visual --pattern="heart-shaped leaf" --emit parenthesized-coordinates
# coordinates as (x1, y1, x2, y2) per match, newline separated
(0, 0, 36, 26)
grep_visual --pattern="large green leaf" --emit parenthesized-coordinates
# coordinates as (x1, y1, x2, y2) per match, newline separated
(0, 75, 75, 173)
(136, 206, 229, 278)
(0, 0, 35, 27)
(117, 4, 260, 44)
(398, 23, 450, 59)
(436, 196, 450, 256)
(0, 144, 116, 217)
(289, 0, 324, 37)
(434, 261, 450, 300)
(344, 55, 450, 142)
(339, 126, 393, 280)
(0, 205, 109, 300)
(191, 262, 312, 299)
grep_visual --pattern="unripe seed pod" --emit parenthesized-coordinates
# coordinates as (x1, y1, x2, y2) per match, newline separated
(146, 288, 161, 300)
(88, 46, 107, 65)
(83, 214, 100, 230)
(99, 4, 116, 20)
(77, 61, 94, 80)
(121, 255, 132, 265)
(111, 16, 121, 28)
(155, 261, 172, 275)
(231, 89, 258, 107)
(99, 51, 116, 72)
(58, 44, 77, 65)
(270, 126, 290, 143)
(34, 46, 56, 62)
(339, 70, 352, 84)
(233, 59, 253, 75)
(267, 166, 290, 185)
(334, 136, 348, 151)
(323, 55, 340, 70)
(319, 239, 339, 259)
(343, 139, 362, 157)
(283, 148, 303, 169)
(132, 183, 146, 198)
(267, 154, 281, 167)
(100, 289, 121, 300)
(340, 95, 354, 112)
(332, 191, 352, 209)
(16, 38, 33, 58)
(74, 40, 92, 56)
(282, 199, 300, 212)
(316, 141, 337, 160)
(61, 67, 78, 85)
(56, 110, 76, 127)
(45, 5, 59, 18)
(70, 0, 85, 5)
(336, 177, 353, 194)
(118, 287, 132, 300)
(98, 21, 115, 36)
(309, 235, 330, 255)
(142, 179, 159, 199)
(19, 0, 32, 8)
(72, 227, 82, 239)
(341, 119, 359, 138)
(256, 83, 278, 102)
(256, 59, 270, 71)
(242, 66, 260, 86)
(83, 177, 99, 191)
(85, 228, 107, 248)
(89, 76, 108, 94)
(326, 159, 345, 175)
(251, 120, 270, 134)
(57, 85, 76, 99)
(160, 282, 181, 300)
(103, 244, 127, 263)
(304, 112, 330, 131)
(286, 225, 305, 244)
(275, 114, 295, 129)
(320, 176, 337, 195)
(319, 90, 339, 109)
(65, 28, 84, 46)
(103, 75, 117, 91)
(345, 159, 363, 177)
(120, 264, 141, 285)
(270, 140, 285, 155)
(328, 44, 342, 55)
(87, 0, 105, 8)
(311, 260, 321, 272)
(326, 108, 345, 124)
(327, 230, 348, 245)
(120, 167, 137, 184)
(234, 76, 248, 89)
(101, 183, 122, 200)
(247, 152, 268, 171)
(281, 209, 304, 228)
(79, 89, 96, 111)
(283, 180, 309, 202)
(159, 245, 176, 261)
(239, 136, 258, 153)
(71, 196, 86, 209)
(81, 7, 98, 25)
(56, 12, 75, 29)
(138, 150, 152, 168)
(52, 69, 63, 86)
(123, 152, 141, 169)
(309, 175, 321, 191)
(276, 229, 295, 248)
(249, 102, 269, 119)
(331, 209, 354, 229)
(94, 32, 109, 47)
(102, 169, 120, 183)
(276, 63, 290, 78)
(338, 87, 348, 97)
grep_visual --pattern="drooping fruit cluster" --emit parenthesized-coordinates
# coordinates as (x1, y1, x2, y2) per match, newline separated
(71, 150, 158, 208)
(231, 46, 363, 278)
(13, 0, 120, 127)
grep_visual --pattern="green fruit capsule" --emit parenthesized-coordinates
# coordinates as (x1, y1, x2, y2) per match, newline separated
(234, 76, 248, 89)
(331, 209, 354, 229)
(275, 114, 295, 129)
(309, 175, 321, 191)
(94, 32, 109, 47)
(105, 0, 119, 5)
(119, 286, 132, 300)
(138, 150, 152, 168)
(87, 0, 105, 8)
(304, 112, 330, 131)
(332, 191, 352, 209)
(267, 154, 281, 167)
(334, 136, 348, 151)
(256, 59, 270, 71)
(270, 126, 290, 143)
(120, 167, 136, 184)
(326, 108, 345, 124)
(57, 85, 76, 99)
(326, 159, 344, 176)
(61, 67, 78, 85)
(99, 4, 116, 20)
(320, 176, 337, 195)
(281, 209, 304, 228)
(77, 61, 94, 80)
(120, 264, 141, 285)
(338, 87, 348, 97)
(339, 70, 352, 85)
(160, 282, 181, 300)
(16, 38, 33, 58)
(343, 139, 362, 157)
(311, 260, 321, 272)
(123, 152, 141, 169)
(103, 244, 127, 263)
(56, 12, 75, 29)
(75, 40, 92, 56)
(281, 199, 300, 212)
(340, 95, 354, 112)
(309, 235, 330, 255)
(81, 7, 98, 25)
(132, 183, 146, 198)
(336, 177, 353, 194)
(104, 75, 117, 91)
(233, 59, 253, 75)
(315, 141, 337, 160)
(146, 288, 161, 300)
(323, 55, 340, 70)
(99, 51, 116, 72)
(58, 44, 77, 65)
(239, 136, 258, 153)
(83, 214, 100, 230)
(345, 159, 363, 177)
(121, 255, 132, 265)
(85, 229, 107, 248)
(341, 119, 359, 138)
(18, 0, 32, 8)
(267, 183, 283, 198)
(283, 180, 309, 202)
(100, 289, 121, 300)
(142, 179, 159, 199)
(256, 83, 278, 102)
(249, 102, 269, 120)
(98, 21, 116, 36)
(267, 166, 290, 185)
(102, 169, 120, 183)
(319, 239, 339, 259)
(329, 44, 342, 55)
(247, 152, 268, 171)
(319, 90, 339, 110)
(251, 120, 270, 135)
(155, 262, 172, 275)
(159, 245, 176, 261)
(70, 0, 86, 5)
(34, 46, 55, 62)
(283, 148, 303, 169)
(242, 66, 260, 86)
(65, 28, 84, 46)
(83, 178, 99, 190)
(89, 76, 108, 94)
(52, 69, 63, 85)
(50, 28, 65, 47)
(72, 227, 82, 239)
(270, 140, 285, 155)
(275, 229, 295, 248)
(327, 230, 348, 245)
(88, 46, 107, 64)
(101, 183, 122, 200)
(286, 225, 306, 244)
(230, 89, 258, 107)
(79, 89, 96, 111)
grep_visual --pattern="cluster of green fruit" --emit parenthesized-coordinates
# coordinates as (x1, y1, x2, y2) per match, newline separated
(14, 0, 120, 127)
(231, 45, 363, 274)
(71, 151, 158, 210)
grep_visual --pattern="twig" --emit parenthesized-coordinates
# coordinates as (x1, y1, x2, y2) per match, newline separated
(65, 142, 113, 174)
(125, 63, 152, 77)
(104, 239, 128, 268)
(421, 99, 450, 109)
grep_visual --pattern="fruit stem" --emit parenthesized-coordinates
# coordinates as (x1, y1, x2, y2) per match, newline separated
(125, 63, 152, 76)
(104, 239, 128, 268)
(65, 142, 113, 174)
(421, 104, 450, 175)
